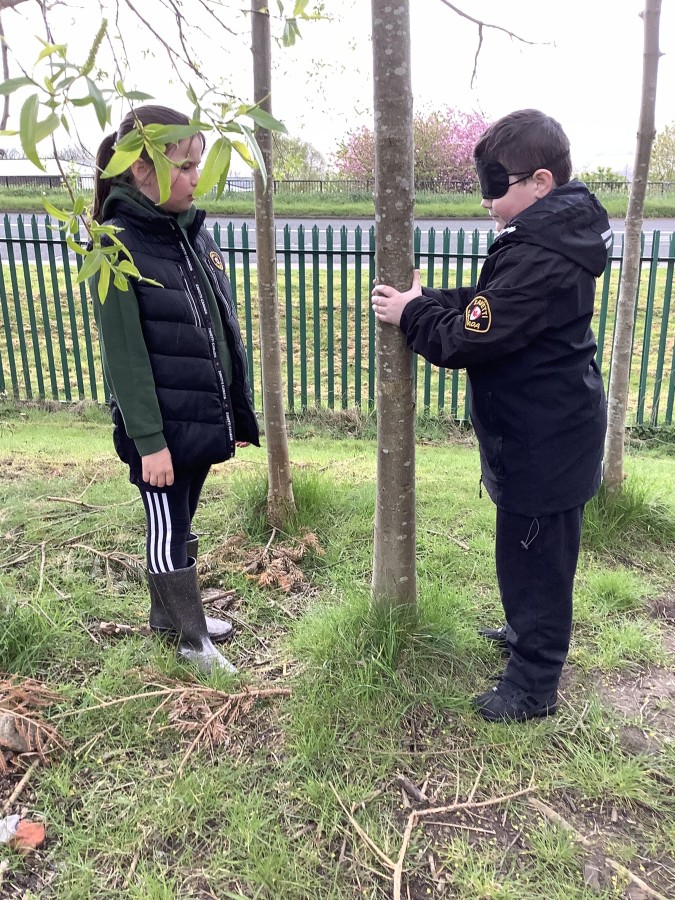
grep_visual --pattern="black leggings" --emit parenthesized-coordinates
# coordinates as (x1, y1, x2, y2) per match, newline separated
(137, 466, 210, 574)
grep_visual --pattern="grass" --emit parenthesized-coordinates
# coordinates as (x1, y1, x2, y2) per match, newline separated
(0, 403, 674, 897)
(2, 186, 675, 218)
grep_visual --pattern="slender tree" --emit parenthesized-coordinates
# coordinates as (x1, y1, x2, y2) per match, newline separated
(251, 0, 296, 525)
(604, 0, 662, 490)
(370, 0, 417, 613)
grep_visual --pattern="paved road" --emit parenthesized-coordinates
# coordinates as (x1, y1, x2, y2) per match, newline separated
(1, 213, 673, 263)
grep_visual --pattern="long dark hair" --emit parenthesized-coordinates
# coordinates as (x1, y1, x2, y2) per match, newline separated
(91, 104, 205, 222)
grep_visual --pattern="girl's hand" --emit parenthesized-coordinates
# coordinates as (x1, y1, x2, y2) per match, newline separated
(371, 269, 423, 326)
(235, 441, 250, 448)
(142, 447, 174, 488)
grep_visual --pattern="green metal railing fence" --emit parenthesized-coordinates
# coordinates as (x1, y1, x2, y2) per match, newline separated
(0, 214, 674, 426)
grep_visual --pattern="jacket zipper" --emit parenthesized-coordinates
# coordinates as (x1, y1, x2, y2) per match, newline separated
(169, 221, 235, 447)
(179, 265, 202, 327)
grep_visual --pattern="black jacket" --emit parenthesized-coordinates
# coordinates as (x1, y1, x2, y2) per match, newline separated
(400, 181, 611, 516)
(91, 187, 259, 477)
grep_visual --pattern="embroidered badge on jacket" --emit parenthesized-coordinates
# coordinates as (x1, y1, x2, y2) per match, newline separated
(465, 295, 492, 333)
(209, 250, 224, 271)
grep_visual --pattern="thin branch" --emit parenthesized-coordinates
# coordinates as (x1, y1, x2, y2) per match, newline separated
(0, 11, 9, 130)
(437, 0, 541, 86)
(415, 784, 536, 821)
(1, 757, 41, 813)
(529, 797, 670, 900)
(120, 0, 201, 82)
(330, 783, 396, 872)
(393, 784, 536, 900)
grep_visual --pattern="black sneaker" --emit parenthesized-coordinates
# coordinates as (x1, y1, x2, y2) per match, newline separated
(478, 624, 509, 653)
(473, 679, 558, 723)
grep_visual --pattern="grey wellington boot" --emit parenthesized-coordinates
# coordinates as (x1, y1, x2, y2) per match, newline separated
(149, 534, 233, 642)
(147, 560, 237, 674)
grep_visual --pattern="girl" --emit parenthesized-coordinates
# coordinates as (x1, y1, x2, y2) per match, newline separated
(90, 105, 259, 674)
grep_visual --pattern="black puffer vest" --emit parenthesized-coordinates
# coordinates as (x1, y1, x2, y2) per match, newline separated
(104, 200, 259, 473)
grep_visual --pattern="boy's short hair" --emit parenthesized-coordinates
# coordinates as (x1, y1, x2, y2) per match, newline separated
(474, 109, 572, 187)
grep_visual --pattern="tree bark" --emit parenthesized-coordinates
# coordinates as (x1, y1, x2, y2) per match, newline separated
(251, 0, 295, 525)
(370, 0, 417, 613)
(604, 0, 662, 490)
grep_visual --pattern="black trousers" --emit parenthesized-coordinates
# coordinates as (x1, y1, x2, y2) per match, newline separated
(137, 465, 210, 574)
(496, 505, 584, 694)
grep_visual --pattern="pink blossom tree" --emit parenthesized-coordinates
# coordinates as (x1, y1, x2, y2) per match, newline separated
(335, 108, 489, 184)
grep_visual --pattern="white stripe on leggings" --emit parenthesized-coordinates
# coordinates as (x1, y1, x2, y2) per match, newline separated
(147, 492, 174, 573)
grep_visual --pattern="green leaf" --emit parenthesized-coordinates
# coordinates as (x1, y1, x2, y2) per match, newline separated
(282, 19, 300, 47)
(293, 0, 310, 15)
(76, 248, 104, 283)
(97, 258, 111, 302)
(85, 77, 109, 129)
(101, 147, 143, 178)
(117, 260, 142, 276)
(34, 112, 59, 144)
(231, 140, 255, 168)
(73, 196, 86, 216)
(144, 123, 204, 144)
(19, 94, 45, 170)
(240, 124, 266, 172)
(149, 146, 172, 204)
(43, 200, 71, 222)
(113, 270, 130, 290)
(193, 137, 231, 198)
(114, 129, 144, 153)
(66, 236, 87, 255)
(214, 164, 229, 201)
(0, 129, 18, 137)
(35, 43, 67, 64)
(245, 107, 287, 134)
(0, 76, 33, 96)
(122, 90, 154, 101)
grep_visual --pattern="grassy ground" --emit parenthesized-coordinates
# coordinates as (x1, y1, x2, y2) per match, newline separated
(2, 188, 675, 218)
(0, 404, 674, 898)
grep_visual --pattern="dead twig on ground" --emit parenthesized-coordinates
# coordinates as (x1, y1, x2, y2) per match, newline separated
(53, 685, 290, 720)
(1, 757, 41, 814)
(396, 774, 428, 804)
(46, 496, 103, 510)
(529, 797, 669, 900)
(393, 783, 536, 900)
(330, 783, 395, 873)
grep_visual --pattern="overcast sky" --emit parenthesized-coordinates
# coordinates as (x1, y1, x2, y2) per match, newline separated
(4, 0, 675, 176)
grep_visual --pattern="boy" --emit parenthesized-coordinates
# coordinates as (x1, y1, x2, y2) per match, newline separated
(371, 109, 611, 722)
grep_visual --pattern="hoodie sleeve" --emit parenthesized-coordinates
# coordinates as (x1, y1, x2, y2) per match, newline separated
(400, 244, 561, 369)
(421, 285, 476, 310)
(90, 275, 166, 457)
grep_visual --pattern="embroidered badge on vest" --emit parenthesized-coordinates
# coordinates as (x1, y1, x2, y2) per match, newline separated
(465, 295, 492, 333)
(209, 250, 224, 271)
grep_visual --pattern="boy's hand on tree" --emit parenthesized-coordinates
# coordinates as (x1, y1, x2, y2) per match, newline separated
(371, 269, 422, 326)
(142, 447, 174, 488)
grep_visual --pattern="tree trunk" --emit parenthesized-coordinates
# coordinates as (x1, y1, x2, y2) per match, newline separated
(251, 0, 295, 526)
(370, 0, 417, 614)
(603, 0, 662, 490)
